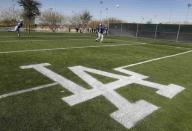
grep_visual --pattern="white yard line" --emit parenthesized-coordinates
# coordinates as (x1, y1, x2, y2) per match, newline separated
(106, 38, 149, 45)
(0, 37, 136, 43)
(0, 82, 58, 99)
(0, 43, 146, 54)
(116, 49, 192, 69)
(0, 40, 55, 43)
(107, 38, 138, 43)
(0, 38, 92, 43)
(0, 35, 91, 37)
(0, 35, 92, 39)
(108, 38, 192, 49)
(147, 43, 191, 50)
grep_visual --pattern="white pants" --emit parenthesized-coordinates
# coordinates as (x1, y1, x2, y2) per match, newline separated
(14, 26, 20, 37)
(96, 33, 104, 42)
(14, 26, 19, 31)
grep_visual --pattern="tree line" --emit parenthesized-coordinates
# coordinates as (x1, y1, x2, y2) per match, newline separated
(0, 0, 124, 33)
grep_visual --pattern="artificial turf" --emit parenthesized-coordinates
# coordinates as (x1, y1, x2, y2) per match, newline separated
(0, 32, 191, 131)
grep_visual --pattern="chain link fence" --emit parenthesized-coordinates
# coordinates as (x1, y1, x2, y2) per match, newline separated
(109, 23, 192, 42)
(0, 27, 13, 32)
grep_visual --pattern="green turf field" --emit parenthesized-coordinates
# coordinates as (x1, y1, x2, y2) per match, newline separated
(0, 32, 192, 131)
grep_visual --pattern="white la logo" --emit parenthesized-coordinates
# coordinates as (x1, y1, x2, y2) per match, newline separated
(21, 63, 185, 129)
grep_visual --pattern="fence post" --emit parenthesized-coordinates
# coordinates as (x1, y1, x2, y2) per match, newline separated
(154, 24, 159, 40)
(120, 23, 123, 34)
(176, 24, 181, 42)
(108, 19, 110, 33)
(136, 23, 139, 38)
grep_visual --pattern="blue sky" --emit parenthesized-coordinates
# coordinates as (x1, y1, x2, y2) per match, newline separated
(0, 0, 192, 23)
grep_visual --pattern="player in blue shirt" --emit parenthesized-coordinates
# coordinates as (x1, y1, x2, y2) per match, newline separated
(96, 24, 106, 43)
(14, 20, 23, 37)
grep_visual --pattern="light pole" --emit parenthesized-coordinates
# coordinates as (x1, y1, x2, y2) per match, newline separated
(185, 2, 192, 23)
(11, 0, 17, 20)
(141, 17, 145, 23)
(105, 8, 109, 30)
(49, 8, 53, 30)
(99, 1, 103, 23)
(154, 15, 158, 24)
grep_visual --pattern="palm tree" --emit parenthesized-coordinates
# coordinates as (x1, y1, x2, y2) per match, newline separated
(18, 0, 41, 34)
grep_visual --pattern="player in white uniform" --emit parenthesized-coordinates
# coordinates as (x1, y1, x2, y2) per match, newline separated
(14, 20, 23, 37)
(96, 24, 106, 43)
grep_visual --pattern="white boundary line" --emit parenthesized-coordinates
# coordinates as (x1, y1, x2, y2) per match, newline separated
(108, 38, 192, 49)
(0, 35, 92, 38)
(0, 38, 138, 43)
(0, 38, 94, 43)
(0, 40, 55, 43)
(0, 83, 58, 99)
(117, 49, 192, 69)
(107, 38, 139, 43)
(147, 43, 191, 50)
(0, 43, 146, 54)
